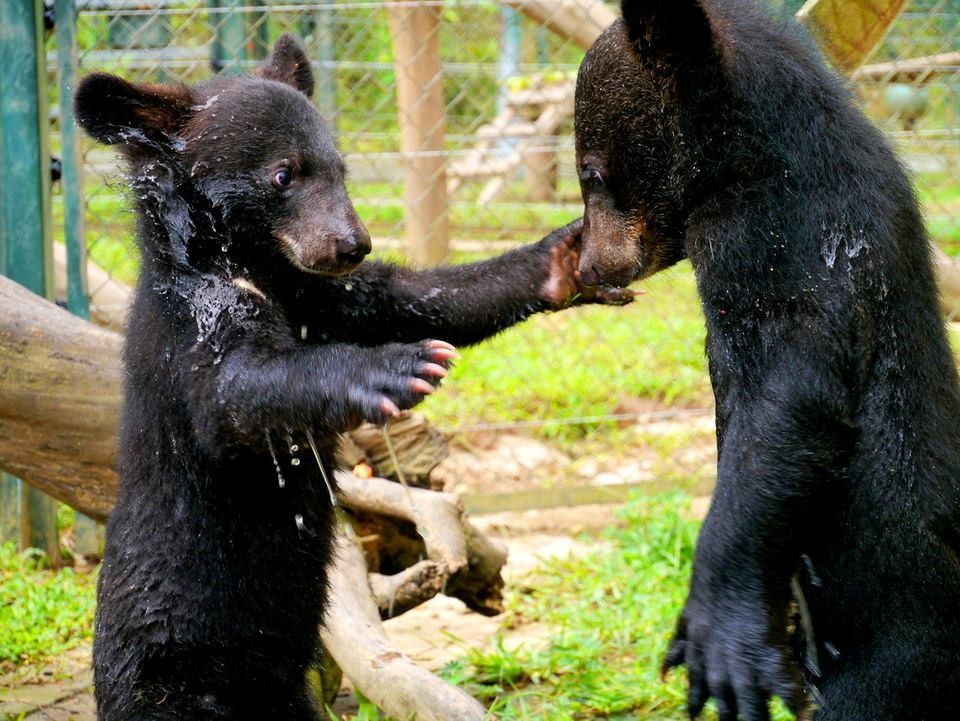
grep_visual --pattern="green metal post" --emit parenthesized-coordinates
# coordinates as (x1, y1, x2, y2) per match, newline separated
(55, 0, 102, 559)
(211, 0, 253, 74)
(54, 0, 88, 320)
(0, 0, 9, 550)
(0, 0, 61, 564)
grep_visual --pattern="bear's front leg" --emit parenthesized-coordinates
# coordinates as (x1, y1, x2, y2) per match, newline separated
(663, 495, 805, 721)
(312, 220, 634, 348)
(663, 357, 858, 721)
(191, 339, 457, 450)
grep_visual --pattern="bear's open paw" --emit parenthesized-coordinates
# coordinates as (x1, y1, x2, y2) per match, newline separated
(539, 219, 637, 308)
(662, 601, 806, 721)
(348, 340, 456, 424)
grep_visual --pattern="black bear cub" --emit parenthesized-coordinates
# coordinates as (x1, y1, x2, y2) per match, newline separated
(76, 35, 628, 721)
(575, 1, 960, 720)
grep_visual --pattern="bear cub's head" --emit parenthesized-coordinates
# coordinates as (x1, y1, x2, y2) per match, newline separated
(575, 0, 739, 288)
(75, 34, 370, 277)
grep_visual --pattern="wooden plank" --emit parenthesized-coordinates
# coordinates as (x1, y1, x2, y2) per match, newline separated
(387, 1, 450, 263)
(505, 0, 615, 53)
(55, 0, 90, 325)
(387, 1, 450, 266)
(797, 0, 908, 74)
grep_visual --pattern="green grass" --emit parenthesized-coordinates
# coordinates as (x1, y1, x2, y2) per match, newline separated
(419, 264, 711, 439)
(438, 494, 793, 721)
(0, 543, 97, 671)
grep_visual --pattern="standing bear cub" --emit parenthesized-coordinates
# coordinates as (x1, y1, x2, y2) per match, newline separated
(76, 35, 629, 721)
(575, 1, 960, 720)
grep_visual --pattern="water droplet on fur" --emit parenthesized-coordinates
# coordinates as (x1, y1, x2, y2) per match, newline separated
(289, 444, 299, 453)
(191, 94, 220, 111)
(221, 244, 228, 253)
(344, 283, 354, 292)
(290, 458, 301, 467)
(265, 431, 286, 488)
(821, 230, 841, 269)
(300, 325, 308, 341)
(294, 514, 305, 532)
(305, 428, 338, 507)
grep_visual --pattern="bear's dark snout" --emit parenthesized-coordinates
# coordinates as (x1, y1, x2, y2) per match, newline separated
(336, 228, 372, 264)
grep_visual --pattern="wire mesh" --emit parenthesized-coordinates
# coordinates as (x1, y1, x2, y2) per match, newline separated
(49, 0, 960, 497)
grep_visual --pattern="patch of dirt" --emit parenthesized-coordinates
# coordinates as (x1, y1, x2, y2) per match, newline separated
(0, 647, 94, 721)
(435, 409, 717, 496)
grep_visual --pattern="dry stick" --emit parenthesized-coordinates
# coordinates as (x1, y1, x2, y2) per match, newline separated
(335, 470, 469, 573)
(321, 523, 489, 721)
(369, 559, 448, 618)
(336, 470, 509, 617)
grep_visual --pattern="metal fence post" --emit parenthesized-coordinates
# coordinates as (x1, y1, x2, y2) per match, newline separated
(56, 0, 103, 560)
(211, 0, 260, 73)
(0, 0, 61, 563)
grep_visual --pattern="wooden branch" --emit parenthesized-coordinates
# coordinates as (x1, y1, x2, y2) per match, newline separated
(337, 470, 509, 616)
(336, 470, 469, 573)
(321, 524, 489, 721)
(455, 518, 508, 616)
(369, 559, 448, 618)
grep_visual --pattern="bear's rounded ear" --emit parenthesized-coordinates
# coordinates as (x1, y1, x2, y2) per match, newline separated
(620, 0, 717, 60)
(258, 33, 315, 98)
(74, 73, 194, 149)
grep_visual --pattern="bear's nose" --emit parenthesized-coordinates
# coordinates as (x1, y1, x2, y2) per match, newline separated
(579, 265, 603, 287)
(336, 230, 372, 263)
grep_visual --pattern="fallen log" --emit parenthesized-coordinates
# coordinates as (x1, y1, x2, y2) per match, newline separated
(0, 274, 120, 519)
(0, 273, 503, 719)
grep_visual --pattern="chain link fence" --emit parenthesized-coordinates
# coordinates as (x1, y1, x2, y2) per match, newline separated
(50, 0, 960, 503)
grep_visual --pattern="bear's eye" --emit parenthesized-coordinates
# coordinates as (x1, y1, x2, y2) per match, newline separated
(273, 166, 294, 189)
(579, 167, 606, 192)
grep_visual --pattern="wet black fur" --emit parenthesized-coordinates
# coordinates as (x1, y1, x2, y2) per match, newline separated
(575, 1, 960, 719)
(76, 36, 572, 721)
